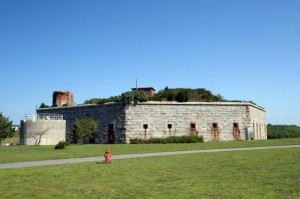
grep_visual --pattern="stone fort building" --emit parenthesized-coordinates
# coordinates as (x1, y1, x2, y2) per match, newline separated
(37, 94, 267, 143)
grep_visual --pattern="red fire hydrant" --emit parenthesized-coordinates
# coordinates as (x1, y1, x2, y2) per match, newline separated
(104, 149, 111, 164)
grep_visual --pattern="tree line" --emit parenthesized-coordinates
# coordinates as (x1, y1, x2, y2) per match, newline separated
(267, 124, 300, 139)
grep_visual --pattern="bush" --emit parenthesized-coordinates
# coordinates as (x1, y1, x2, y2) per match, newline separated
(175, 90, 189, 102)
(73, 117, 98, 144)
(119, 90, 148, 106)
(54, 141, 68, 149)
(130, 135, 204, 144)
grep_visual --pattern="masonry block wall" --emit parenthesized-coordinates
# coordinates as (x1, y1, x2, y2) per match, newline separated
(37, 101, 266, 144)
(249, 106, 267, 140)
(38, 104, 126, 143)
(125, 102, 266, 142)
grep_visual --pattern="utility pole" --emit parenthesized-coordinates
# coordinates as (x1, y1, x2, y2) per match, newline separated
(136, 79, 138, 90)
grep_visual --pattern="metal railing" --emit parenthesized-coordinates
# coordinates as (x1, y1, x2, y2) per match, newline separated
(24, 114, 63, 120)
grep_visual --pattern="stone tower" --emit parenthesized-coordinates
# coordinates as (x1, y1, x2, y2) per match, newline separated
(52, 91, 74, 107)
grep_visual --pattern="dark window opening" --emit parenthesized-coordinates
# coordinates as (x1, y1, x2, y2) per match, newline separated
(233, 123, 238, 128)
(190, 123, 196, 129)
(108, 124, 114, 130)
(213, 123, 218, 128)
(189, 123, 197, 135)
(143, 124, 148, 130)
(107, 124, 115, 144)
(168, 124, 172, 129)
(72, 125, 78, 144)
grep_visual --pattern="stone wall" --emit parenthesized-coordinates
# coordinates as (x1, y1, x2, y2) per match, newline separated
(249, 106, 267, 140)
(125, 102, 266, 142)
(37, 101, 266, 143)
(38, 103, 126, 143)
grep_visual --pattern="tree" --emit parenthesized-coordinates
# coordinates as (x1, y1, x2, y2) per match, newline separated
(0, 113, 14, 145)
(73, 117, 98, 144)
(39, 102, 49, 108)
(119, 90, 148, 106)
(175, 90, 189, 102)
(267, 124, 300, 139)
(166, 92, 175, 101)
(133, 90, 148, 103)
(119, 91, 134, 106)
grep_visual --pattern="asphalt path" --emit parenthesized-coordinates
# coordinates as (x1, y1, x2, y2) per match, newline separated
(1, 145, 299, 169)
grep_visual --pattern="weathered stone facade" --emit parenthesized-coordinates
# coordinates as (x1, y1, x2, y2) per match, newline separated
(125, 102, 266, 142)
(38, 103, 126, 143)
(37, 101, 267, 144)
(20, 117, 66, 145)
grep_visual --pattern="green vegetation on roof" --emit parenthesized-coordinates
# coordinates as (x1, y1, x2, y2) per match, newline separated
(83, 87, 255, 105)
(83, 87, 224, 104)
(84, 96, 119, 105)
(151, 87, 224, 102)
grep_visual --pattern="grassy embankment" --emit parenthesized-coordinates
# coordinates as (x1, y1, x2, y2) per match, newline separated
(0, 146, 299, 198)
(1, 132, 19, 146)
(0, 138, 299, 164)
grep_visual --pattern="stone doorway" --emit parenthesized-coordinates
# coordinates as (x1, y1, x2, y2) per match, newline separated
(211, 123, 220, 141)
(189, 123, 197, 135)
(107, 124, 115, 144)
(72, 125, 78, 144)
(233, 123, 241, 140)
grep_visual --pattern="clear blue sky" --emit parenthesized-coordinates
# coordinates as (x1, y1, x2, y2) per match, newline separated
(0, 0, 299, 125)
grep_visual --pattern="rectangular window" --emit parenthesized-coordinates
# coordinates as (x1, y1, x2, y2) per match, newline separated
(143, 124, 148, 130)
(167, 124, 172, 129)
(233, 123, 238, 128)
(190, 123, 196, 129)
(189, 123, 197, 136)
(108, 124, 114, 131)
(213, 123, 218, 128)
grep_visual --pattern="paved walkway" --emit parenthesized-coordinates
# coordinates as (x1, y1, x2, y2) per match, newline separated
(1, 145, 300, 169)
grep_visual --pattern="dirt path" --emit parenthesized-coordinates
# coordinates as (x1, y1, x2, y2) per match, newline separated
(1, 145, 299, 169)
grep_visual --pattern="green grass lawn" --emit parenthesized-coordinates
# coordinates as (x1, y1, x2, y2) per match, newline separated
(0, 147, 299, 198)
(1, 132, 19, 145)
(0, 138, 299, 163)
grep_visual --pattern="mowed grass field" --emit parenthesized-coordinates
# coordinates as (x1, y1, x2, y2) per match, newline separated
(0, 147, 299, 198)
(0, 138, 299, 163)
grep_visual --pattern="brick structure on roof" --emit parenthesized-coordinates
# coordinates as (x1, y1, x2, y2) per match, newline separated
(52, 91, 74, 107)
(132, 87, 155, 97)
